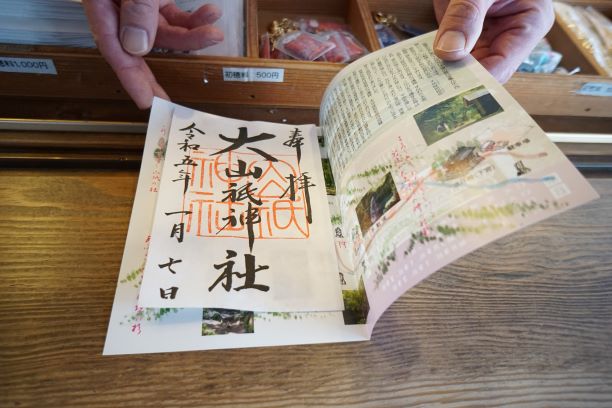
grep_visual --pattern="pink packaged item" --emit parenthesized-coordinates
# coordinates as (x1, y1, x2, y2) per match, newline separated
(271, 48, 293, 60)
(339, 31, 368, 61)
(259, 33, 271, 58)
(297, 18, 350, 34)
(320, 31, 351, 63)
(276, 31, 336, 61)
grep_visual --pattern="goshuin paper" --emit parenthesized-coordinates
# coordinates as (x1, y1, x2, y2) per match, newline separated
(139, 106, 344, 312)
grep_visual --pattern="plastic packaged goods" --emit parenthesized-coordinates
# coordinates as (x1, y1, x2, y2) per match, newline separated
(176, 0, 245, 57)
(584, 6, 612, 52)
(518, 39, 563, 74)
(259, 33, 271, 59)
(270, 48, 292, 59)
(276, 31, 336, 61)
(339, 31, 368, 61)
(372, 11, 425, 48)
(0, 0, 95, 48)
(375, 24, 400, 47)
(319, 31, 351, 63)
(0, 0, 245, 57)
(297, 18, 350, 34)
(264, 17, 368, 63)
(553, 1, 612, 75)
(394, 22, 425, 38)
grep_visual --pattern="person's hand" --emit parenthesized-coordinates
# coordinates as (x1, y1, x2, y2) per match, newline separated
(82, 0, 224, 109)
(433, 0, 554, 83)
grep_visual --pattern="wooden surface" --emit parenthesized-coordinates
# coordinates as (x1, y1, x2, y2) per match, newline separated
(1, 127, 610, 171)
(1, 44, 611, 119)
(3, 97, 612, 135)
(1, 0, 611, 122)
(1, 168, 611, 407)
(1, 43, 611, 118)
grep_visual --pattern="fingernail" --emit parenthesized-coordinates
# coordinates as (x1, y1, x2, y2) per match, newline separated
(121, 26, 149, 55)
(204, 10, 220, 20)
(437, 30, 466, 52)
(207, 30, 224, 45)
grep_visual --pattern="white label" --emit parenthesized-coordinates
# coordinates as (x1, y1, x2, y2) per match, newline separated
(544, 172, 571, 199)
(0, 57, 57, 75)
(222, 67, 284, 83)
(576, 82, 612, 97)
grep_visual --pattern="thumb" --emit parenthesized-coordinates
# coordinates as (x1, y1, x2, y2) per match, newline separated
(434, 0, 490, 61)
(120, 0, 161, 56)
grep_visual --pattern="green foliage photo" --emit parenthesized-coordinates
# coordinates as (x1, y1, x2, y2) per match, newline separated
(342, 277, 370, 325)
(201, 308, 254, 336)
(414, 85, 503, 146)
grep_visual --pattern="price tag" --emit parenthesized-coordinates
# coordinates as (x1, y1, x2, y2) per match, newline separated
(0, 57, 57, 75)
(576, 82, 612, 97)
(222, 67, 284, 83)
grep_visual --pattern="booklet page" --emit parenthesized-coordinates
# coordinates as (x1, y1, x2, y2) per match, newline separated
(319, 32, 599, 334)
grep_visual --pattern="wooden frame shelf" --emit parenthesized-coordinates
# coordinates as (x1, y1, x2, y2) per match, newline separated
(247, 0, 380, 57)
(0, 0, 610, 129)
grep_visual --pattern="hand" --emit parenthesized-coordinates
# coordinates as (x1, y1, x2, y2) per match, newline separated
(82, 0, 224, 109)
(433, 0, 555, 83)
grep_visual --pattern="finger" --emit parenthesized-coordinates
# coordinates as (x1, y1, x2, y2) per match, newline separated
(136, 56, 170, 101)
(474, 6, 554, 82)
(155, 22, 223, 50)
(99, 30, 168, 108)
(116, 59, 169, 108)
(434, 0, 492, 61)
(151, 80, 170, 102)
(161, 3, 222, 28)
(478, 31, 541, 83)
(120, 0, 161, 56)
(82, 0, 120, 46)
(137, 56, 170, 100)
(83, 1, 167, 108)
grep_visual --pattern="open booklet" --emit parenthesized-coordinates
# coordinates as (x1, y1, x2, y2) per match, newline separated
(104, 31, 598, 355)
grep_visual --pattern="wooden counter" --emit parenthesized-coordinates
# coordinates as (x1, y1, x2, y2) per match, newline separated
(1, 167, 611, 406)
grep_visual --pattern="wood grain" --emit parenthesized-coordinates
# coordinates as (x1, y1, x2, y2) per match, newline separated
(246, 0, 260, 58)
(1, 170, 611, 407)
(2, 127, 610, 173)
(3, 97, 612, 135)
(0, 50, 610, 117)
(1, 0, 611, 122)
(0, 97, 321, 125)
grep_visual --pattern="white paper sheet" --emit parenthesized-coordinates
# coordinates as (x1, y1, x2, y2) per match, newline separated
(138, 105, 344, 311)
(103, 98, 367, 355)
